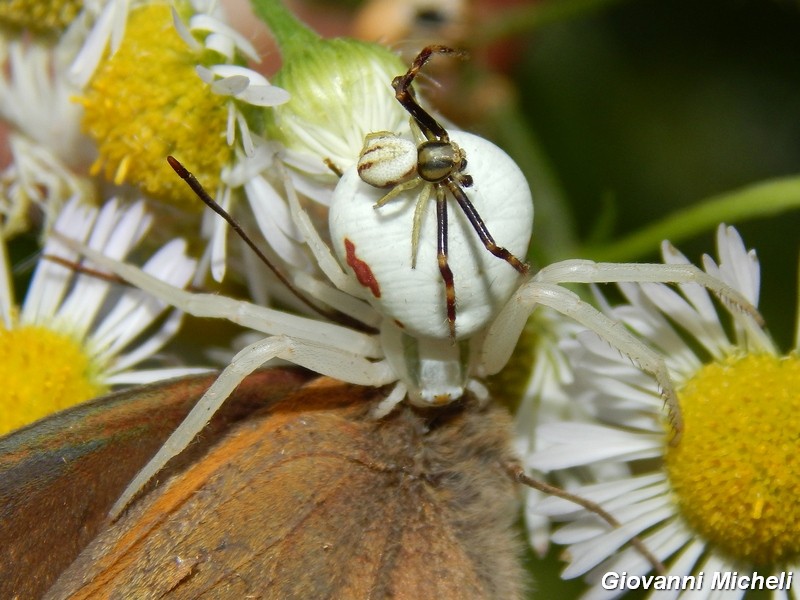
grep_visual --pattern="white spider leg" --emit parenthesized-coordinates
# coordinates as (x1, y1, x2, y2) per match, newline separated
(61, 238, 383, 358)
(534, 260, 762, 324)
(409, 117, 427, 144)
(371, 381, 408, 418)
(410, 183, 432, 268)
(293, 271, 380, 328)
(466, 379, 490, 405)
(478, 281, 683, 436)
(110, 334, 398, 518)
(373, 177, 421, 208)
(281, 165, 365, 298)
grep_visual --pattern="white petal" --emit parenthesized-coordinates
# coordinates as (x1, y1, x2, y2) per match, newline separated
(536, 473, 666, 517)
(531, 423, 662, 470)
(560, 502, 674, 578)
(189, 14, 258, 61)
(211, 74, 249, 96)
(171, 6, 201, 51)
(105, 366, 212, 385)
(22, 199, 96, 324)
(239, 84, 291, 107)
(203, 31, 235, 61)
(206, 64, 268, 84)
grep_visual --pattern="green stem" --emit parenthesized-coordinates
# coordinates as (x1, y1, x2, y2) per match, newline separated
(477, 0, 633, 45)
(583, 175, 800, 262)
(249, 0, 319, 57)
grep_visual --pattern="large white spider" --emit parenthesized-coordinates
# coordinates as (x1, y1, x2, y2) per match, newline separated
(69, 47, 759, 519)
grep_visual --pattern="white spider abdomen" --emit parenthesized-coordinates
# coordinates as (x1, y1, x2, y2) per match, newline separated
(357, 133, 418, 187)
(330, 130, 533, 341)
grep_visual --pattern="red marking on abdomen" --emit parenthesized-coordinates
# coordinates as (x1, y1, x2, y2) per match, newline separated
(344, 238, 381, 298)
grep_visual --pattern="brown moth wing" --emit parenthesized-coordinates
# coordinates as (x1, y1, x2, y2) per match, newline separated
(0, 368, 312, 599)
(47, 377, 527, 599)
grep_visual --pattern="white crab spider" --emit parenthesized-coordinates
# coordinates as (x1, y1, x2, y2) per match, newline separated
(66, 50, 761, 520)
(349, 46, 529, 341)
(74, 153, 758, 519)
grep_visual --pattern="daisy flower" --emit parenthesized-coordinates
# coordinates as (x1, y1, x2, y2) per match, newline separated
(0, 196, 200, 436)
(75, 0, 288, 210)
(527, 225, 799, 598)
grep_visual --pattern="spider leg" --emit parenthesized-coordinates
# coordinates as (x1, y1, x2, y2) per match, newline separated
(479, 280, 683, 440)
(60, 237, 382, 356)
(436, 185, 457, 340)
(392, 45, 463, 141)
(109, 335, 397, 518)
(373, 177, 421, 208)
(411, 183, 432, 268)
(445, 179, 529, 274)
(534, 259, 762, 324)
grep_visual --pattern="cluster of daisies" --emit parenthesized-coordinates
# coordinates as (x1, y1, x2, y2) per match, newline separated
(0, 1, 797, 598)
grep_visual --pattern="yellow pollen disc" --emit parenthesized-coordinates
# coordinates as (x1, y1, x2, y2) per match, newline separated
(0, 0, 82, 34)
(79, 3, 232, 210)
(665, 353, 800, 565)
(0, 325, 107, 436)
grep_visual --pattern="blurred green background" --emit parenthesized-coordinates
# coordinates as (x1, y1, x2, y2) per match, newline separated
(512, 0, 800, 349)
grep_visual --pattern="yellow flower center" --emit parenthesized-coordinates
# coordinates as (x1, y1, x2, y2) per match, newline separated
(0, 325, 107, 435)
(79, 2, 232, 210)
(0, 0, 82, 34)
(665, 353, 800, 565)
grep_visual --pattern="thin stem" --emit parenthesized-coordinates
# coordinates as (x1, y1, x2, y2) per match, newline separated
(584, 175, 800, 262)
(249, 0, 319, 57)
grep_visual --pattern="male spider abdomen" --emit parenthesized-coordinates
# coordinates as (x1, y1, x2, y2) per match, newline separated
(330, 130, 533, 341)
(358, 134, 418, 187)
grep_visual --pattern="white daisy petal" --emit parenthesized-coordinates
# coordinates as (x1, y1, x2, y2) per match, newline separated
(536, 473, 666, 516)
(189, 14, 259, 62)
(560, 502, 674, 577)
(525, 226, 796, 599)
(244, 177, 306, 267)
(105, 366, 212, 385)
(171, 5, 201, 51)
(211, 74, 250, 96)
(531, 423, 663, 470)
(22, 200, 95, 324)
(69, 0, 121, 86)
(661, 241, 726, 334)
(239, 84, 291, 107)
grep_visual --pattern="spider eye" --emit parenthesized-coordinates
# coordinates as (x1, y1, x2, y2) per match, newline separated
(418, 140, 459, 182)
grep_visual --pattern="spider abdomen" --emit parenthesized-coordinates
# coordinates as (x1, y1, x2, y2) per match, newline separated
(357, 133, 418, 188)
